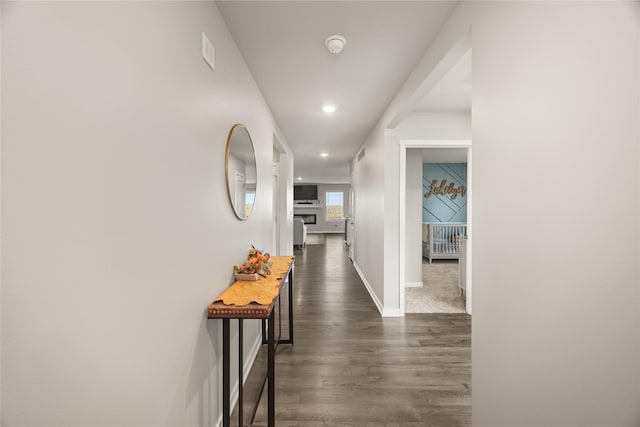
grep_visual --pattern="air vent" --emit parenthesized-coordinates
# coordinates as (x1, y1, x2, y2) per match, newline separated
(357, 148, 365, 162)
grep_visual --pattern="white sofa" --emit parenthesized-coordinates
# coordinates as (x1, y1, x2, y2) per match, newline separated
(293, 217, 307, 248)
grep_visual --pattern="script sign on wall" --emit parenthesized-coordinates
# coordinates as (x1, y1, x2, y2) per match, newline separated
(424, 179, 467, 201)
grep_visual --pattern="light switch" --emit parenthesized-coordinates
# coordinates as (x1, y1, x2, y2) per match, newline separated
(202, 32, 215, 71)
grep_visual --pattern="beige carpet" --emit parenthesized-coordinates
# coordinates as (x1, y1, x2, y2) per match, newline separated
(405, 259, 466, 313)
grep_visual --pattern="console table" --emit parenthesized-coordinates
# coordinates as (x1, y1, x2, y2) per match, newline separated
(208, 255, 294, 427)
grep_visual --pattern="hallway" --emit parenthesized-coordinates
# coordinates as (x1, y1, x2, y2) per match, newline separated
(253, 234, 471, 426)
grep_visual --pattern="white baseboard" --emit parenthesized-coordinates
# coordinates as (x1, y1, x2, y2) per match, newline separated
(405, 281, 424, 288)
(353, 262, 404, 318)
(382, 308, 403, 317)
(215, 332, 263, 427)
(352, 261, 384, 316)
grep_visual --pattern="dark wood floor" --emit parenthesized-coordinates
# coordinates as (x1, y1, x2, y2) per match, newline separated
(246, 234, 471, 426)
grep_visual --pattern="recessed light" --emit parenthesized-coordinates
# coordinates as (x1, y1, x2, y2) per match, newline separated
(320, 153, 328, 158)
(297, 177, 302, 181)
(322, 104, 336, 113)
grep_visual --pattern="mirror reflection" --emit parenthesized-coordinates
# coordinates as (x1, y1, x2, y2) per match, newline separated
(225, 124, 257, 220)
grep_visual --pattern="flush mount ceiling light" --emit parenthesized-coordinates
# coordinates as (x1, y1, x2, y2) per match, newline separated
(322, 104, 337, 113)
(325, 34, 346, 54)
(320, 153, 329, 158)
(297, 177, 302, 181)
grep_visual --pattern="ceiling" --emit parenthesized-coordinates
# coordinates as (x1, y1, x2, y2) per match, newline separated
(218, 1, 459, 183)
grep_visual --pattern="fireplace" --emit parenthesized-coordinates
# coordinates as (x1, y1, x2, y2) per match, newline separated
(294, 213, 316, 225)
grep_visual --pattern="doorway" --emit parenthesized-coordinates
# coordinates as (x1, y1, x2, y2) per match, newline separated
(273, 147, 280, 255)
(399, 141, 472, 315)
(405, 147, 469, 313)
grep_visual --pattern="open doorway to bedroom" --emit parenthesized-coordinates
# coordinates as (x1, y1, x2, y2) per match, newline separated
(405, 147, 469, 313)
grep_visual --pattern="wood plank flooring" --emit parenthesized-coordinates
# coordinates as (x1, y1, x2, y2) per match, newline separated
(246, 234, 471, 426)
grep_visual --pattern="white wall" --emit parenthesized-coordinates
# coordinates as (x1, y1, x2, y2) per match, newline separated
(394, 112, 471, 139)
(353, 1, 640, 425)
(273, 129, 294, 256)
(293, 162, 351, 185)
(404, 151, 423, 287)
(471, 3, 639, 425)
(1, 2, 292, 426)
(351, 131, 386, 314)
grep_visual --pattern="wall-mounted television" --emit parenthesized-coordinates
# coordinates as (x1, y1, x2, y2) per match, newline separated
(294, 185, 318, 201)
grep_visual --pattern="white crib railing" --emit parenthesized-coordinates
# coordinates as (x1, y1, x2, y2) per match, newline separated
(423, 222, 467, 264)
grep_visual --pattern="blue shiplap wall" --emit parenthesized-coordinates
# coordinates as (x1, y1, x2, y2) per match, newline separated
(423, 163, 467, 222)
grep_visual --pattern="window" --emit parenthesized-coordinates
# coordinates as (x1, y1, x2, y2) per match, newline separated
(325, 192, 344, 220)
(244, 191, 255, 218)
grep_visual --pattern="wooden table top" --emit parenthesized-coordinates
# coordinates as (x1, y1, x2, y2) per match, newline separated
(208, 256, 294, 319)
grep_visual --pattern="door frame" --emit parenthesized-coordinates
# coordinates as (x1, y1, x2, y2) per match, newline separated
(399, 139, 472, 315)
(272, 163, 280, 255)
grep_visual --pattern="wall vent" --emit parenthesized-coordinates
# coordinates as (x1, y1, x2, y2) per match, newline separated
(357, 148, 365, 162)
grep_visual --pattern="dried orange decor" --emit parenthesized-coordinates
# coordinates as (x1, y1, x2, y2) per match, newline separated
(234, 246, 272, 280)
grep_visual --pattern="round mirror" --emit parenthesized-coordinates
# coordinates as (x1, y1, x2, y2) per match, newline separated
(225, 124, 257, 220)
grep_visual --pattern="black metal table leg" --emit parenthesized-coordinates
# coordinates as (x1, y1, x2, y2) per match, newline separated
(278, 295, 282, 341)
(268, 309, 275, 426)
(278, 269, 295, 345)
(288, 268, 294, 344)
(238, 319, 243, 427)
(222, 318, 230, 427)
